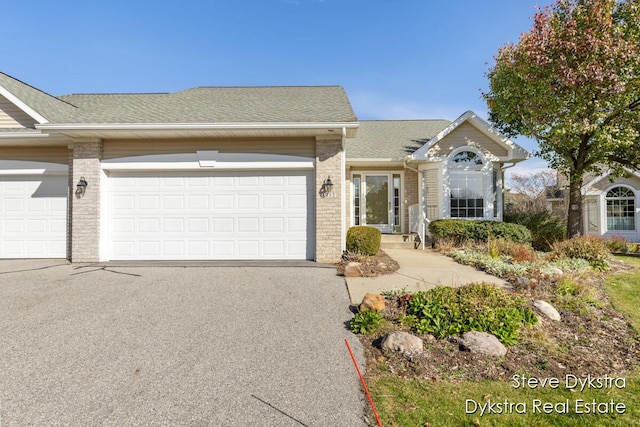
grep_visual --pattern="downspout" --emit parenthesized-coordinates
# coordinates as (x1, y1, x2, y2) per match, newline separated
(341, 127, 347, 253)
(404, 158, 427, 249)
(403, 158, 424, 218)
(500, 162, 517, 221)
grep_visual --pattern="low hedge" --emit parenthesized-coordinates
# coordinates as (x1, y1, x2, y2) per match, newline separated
(346, 226, 381, 256)
(429, 219, 532, 246)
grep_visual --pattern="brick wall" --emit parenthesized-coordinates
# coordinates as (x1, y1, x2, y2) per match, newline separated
(70, 140, 102, 262)
(315, 137, 342, 263)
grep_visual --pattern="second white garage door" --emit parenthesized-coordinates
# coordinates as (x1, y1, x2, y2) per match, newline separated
(107, 170, 314, 260)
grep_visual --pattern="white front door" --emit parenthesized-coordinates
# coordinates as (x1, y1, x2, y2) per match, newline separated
(353, 173, 401, 233)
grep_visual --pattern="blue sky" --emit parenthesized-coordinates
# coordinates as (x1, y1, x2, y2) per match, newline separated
(3, 0, 553, 176)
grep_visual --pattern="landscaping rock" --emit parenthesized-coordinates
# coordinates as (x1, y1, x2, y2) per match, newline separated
(515, 276, 530, 290)
(359, 293, 385, 312)
(381, 331, 423, 355)
(533, 300, 561, 321)
(546, 267, 563, 277)
(343, 262, 363, 278)
(460, 331, 507, 357)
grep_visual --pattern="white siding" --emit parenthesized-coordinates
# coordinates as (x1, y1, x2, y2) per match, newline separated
(0, 95, 34, 128)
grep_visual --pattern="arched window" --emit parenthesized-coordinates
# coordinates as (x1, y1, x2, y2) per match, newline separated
(606, 186, 635, 231)
(449, 150, 485, 218)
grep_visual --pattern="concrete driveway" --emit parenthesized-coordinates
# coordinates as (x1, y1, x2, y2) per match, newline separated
(0, 260, 366, 426)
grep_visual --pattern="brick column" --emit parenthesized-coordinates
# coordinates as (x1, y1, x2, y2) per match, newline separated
(315, 137, 343, 263)
(71, 140, 102, 262)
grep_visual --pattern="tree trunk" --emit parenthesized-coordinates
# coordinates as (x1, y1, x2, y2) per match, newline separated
(566, 177, 583, 239)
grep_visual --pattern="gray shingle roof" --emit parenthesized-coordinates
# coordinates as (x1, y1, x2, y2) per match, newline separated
(59, 86, 357, 124)
(0, 72, 76, 123)
(347, 120, 451, 159)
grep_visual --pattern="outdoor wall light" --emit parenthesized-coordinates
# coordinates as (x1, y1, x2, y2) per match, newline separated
(323, 176, 334, 193)
(75, 177, 88, 198)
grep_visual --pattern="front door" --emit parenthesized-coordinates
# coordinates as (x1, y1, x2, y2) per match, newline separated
(353, 173, 401, 233)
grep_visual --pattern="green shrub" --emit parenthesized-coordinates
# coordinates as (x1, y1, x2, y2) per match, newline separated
(504, 210, 566, 251)
(407, 283, 537, 345)
(492, 239, 538, 262)
(551, 236, 611, 271)
(429, 219, 531, 247)
(450, 250, 532, 280)
(605, 235, 630, 254)
(350, 310, 384, 334)
(346, 226, 381, 256)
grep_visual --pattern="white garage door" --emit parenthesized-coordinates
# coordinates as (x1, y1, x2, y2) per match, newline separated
(107, 170, 314, 260)
(0, 175, 68, 258)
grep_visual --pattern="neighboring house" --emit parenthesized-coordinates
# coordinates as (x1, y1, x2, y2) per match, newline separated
(582, 171, 640, 242)
(0, 72, 529, 263)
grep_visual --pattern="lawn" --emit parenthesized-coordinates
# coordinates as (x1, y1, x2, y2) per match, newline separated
(366, 254, 640, 427)
(606, 256, 640, 334)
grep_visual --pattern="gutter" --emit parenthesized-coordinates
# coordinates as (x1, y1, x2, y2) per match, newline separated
(36, 122, 360, 131)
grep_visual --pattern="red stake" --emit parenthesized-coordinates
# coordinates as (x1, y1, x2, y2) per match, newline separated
(345, 338, 383, 427)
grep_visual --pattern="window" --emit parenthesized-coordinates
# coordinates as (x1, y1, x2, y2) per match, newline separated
(586, 198, 599, 232)
(606, 186, 635, 231)
(449, 150, 484, 218)
(393, 174, 401, 233)
(353, 175, 361, 225)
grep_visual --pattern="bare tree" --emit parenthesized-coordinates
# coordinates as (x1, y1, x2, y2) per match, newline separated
(505, 170, 561, 216)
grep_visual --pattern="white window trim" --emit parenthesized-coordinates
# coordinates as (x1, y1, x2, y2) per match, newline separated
(349, 171, 405, 233)
(603, 184, 638, 234)
(444, 147, 495, 220)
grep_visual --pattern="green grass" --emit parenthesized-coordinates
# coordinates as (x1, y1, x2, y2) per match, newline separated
(370, 375, 640, 426)
(367, 255, 640, 426)
(606, 256, 640, 334)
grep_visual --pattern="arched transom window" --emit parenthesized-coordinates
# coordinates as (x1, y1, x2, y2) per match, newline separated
(449, 150, 485, 218)
(606, 186, 635, 231)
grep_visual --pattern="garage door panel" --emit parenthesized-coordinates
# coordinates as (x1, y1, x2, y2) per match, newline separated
(187, 194, 209, 210)
(107, 170, 313, 260)
(263, 218, 284, 233)
(163, 195, 184, 210)
(0, 174, 68, 258)
(213, 195, 234, 209)
(139, 195, 160, 210)
(238, 195, 259, 209)
(213, 218, 233, 232)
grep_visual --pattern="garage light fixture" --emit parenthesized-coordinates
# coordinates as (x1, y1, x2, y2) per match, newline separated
(75, 177, 88, 198)
(322, 176, 334, 193)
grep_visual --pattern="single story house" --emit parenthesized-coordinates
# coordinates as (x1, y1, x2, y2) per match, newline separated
(0, 72, 529, 263)
(582, 171, 640, 242)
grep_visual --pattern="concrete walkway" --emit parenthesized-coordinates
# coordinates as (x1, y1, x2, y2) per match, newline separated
(346, 248, 510, 304)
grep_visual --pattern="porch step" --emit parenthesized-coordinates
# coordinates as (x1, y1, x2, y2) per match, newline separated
(380, 234, 421, 250)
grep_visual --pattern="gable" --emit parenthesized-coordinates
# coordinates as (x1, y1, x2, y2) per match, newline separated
(590, 173, 640, 192)
(429, 122, 508, 158)
(0, 94, 35, 128)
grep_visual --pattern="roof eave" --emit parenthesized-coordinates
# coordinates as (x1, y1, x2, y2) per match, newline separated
(0, 85, 49, 124)
(36, 122, 360, 139)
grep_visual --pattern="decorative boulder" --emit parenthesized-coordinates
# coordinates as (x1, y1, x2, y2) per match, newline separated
(515, 277, 530, 290)
(343, 262, 363, 278)
(359, 293, 385, 312)
(533, 300, 561, 321)
(460, 331, 507, 357)
(381, 331, 423, 355)
(546, 267, 564, 277)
